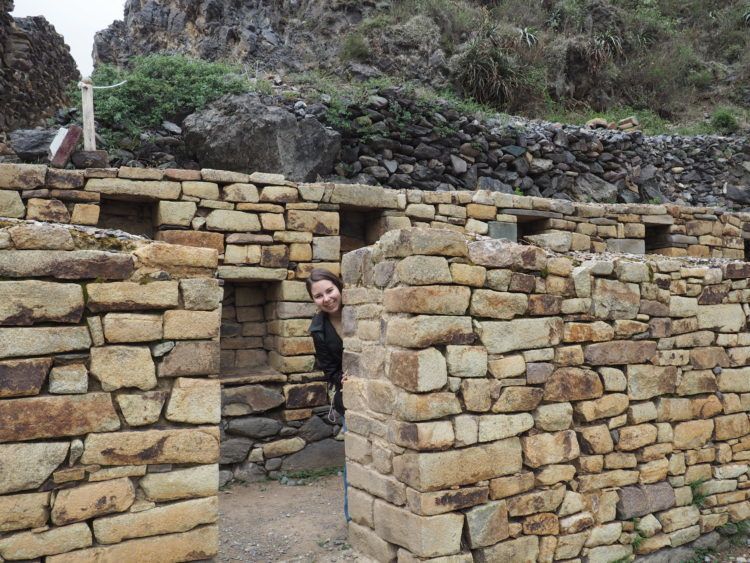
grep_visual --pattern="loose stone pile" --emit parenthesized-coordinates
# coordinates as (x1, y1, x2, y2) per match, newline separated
(341, 227, 750, 562)
(0, 221, 220, 561)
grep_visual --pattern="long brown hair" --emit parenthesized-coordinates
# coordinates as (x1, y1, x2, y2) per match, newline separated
(305, 268, 343, 298)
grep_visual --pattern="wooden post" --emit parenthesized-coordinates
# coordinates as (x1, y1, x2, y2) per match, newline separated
(80, 77, 96, 151)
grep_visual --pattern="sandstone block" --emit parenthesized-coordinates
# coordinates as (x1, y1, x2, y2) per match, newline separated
(468, 239, 545, 271)
(465, 500, 509, 548)
(617, 424, 657, 451)
(697, 303, 746, 332)
(262, 437, 305, 458)
(0, 442, 68, 494)
(116, 391, 168, 426)
(287, 210, 339, 235)
(90, 346, 156, 391)
(205, 209, 260, 231)
(578, 425, 614, 454)
(158, 340, 220, 377)
(373, 499, 463, 558)
(0, 326, 91, 359)
(0, 357, 52, 398)
(82, 428, 219, 465)
(534, 402, 573, 431)
(445, 346, 487, 378)
(393, 438, 522, 491)
(489, 472, 535, 500)
(478, 413, 534, 441)
(577, 470, 639, 493)
(386, 316, 474, 348)
(407, 487, 488, 516)
(52, 477, 135, 525)
(283, 382, 327, 408)
(179, 279, 223, 311)
(156, 201, 196, 227)
(574, 393, 629, 421)
(673, 419, 714, 449)
(379, 228, 468, 258)
(0, 281, 83, 325)
(389, 420, 454, 450)
(0, 492, 50, 533)
(480, 317, 563, 354)
(718, 368, 750, 392)
(139, 464, 218, 501)
(0, 250, 133, 280)
(103, 313, 163, 342)
(543, 367, 603, 402)
(523, 512, 559, 535)
(714, 413, 750, 440)
(470, 290, 527, 319)
(657, 505, 700, 533)
(348, 522, 398, 562)
(86, 178, 181, 199)
(384, 285, 470, 315)
(156, 230, 225, 253)
(0, 190, 24, 217)
(166, 378, 221, 424)
(592, 278, 640, 319)
(163, 309, 221, 340)
(507, 486, 566, 516)
(0, 392, 119, 442)
(348, 462, 406, 505)
(27, 197, 70, 222)
(0, 523, 91, 560)
(395, 255, 452, 285)
(389, 348, 448, 393)
(475, 535, 539, 563)
(584, 341, 657, 365)
(222, 385, 285, 415)
(522, 431, 579, 468)
(394, 391, 462, 421)
(492, 386, 544, 412)
(86, 281, 179, 312)
(627, 365, 678, 400)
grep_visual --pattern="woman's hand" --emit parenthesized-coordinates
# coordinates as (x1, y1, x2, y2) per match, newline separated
(341, 371, 350, 384)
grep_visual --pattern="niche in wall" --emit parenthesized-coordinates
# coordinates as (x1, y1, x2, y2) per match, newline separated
(97, 197, 155, 238)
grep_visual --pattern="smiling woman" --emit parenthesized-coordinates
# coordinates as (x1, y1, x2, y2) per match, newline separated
(10, 0, 125, 76)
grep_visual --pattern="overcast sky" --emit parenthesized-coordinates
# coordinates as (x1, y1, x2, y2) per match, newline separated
(11, 0, 126, 77)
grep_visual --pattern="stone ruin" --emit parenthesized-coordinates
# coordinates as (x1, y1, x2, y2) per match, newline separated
(2, 161, 750, 560)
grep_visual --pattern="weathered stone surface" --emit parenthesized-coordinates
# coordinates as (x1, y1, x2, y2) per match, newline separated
(718, 368, 750, 392)
(480, 317, 563, 354)
(523, 512, 559, 535)
(0, 522, 92, 560)
(262, 437, 305, 458)
(139, 465, 218, 501)
(48, 364, 88, 394)
(697, 304, 746, 332)
(90, 346, 156, 391)
(0, 281, 83, 326)
(179, 279, 223, 311)
(534, 402, 573, 431)
(0, 190, 24, 217)
(103, 313, 163, 343)
(394, 255, 452, 285)
(394, 391, 462, 421)
(628, 365, 678, 400)
(592, 278, 640, 319)
(222, 385, 285, 415)
(373, 499, 463, 558)
(0, 492, 50, 532)
(165, 378, 221, 424)
(81, 428, 219, 465)
(468, 239, 545, 270)
(85, 177, 181, 199)
(657, 505, 700, 533)
(393, 438, 522, 491)
(389, 348, 448, 392)
(93, 496, 218, 544)
(521, 431, 579, 468)
(348, 521, 398, 562)
(407, 487, 488, 517)
(470, 290, 527, 319)
(156, 230, 225, 253)
(86, 281, 179, 312)
(159, 340, 220, 377)
(0, 393, 119, 442)
(116, 391, 168, 426)
(0, 357, 52, 398)
(47, 524, 218, 563)
(0, 442, 69, 494)
(283, 382, 327, 408)
(508, 486, 566, 516)
(226, 416, 282, 438)
(584, 341, 657, 365)
(445, 346, 487, 378)
(379, 228, 468, 258)
(475, 535, 539, 563)
(281, 439, 345, 471)
(714, 413, 750, 441)
(384, 285, 470, 315)
(52, 477, 135, 525)
(286, 210, 339, 235)
(163, 309, 221, 340)
(543, 367, 603, 402)
(0, 326, 91, 359)
(386, 315, 474, 348)
(575, 393, 629, 421)
(577, 469, 640, 492)
(673, 419, 714, 449)
(492, 387, 544, 412)
(617, 423, 658, 451)
(133, 243, 217, 270)
(156, 200, 196, 227)
(478, 414, 534, 442)
(0, 250, 134, 280)
(617, 482, 676, 519)
(465, 500, 509, 548)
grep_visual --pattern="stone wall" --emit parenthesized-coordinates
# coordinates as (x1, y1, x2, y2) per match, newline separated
(340, 227, 750, 562)
(2, 162, 750, 484)
(0, 220, 220, 561)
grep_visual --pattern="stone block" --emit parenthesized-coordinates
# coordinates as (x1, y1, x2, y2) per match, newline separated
(522, 431, 579, 467)
(465, 500, 509, 548)
(384, 285, 470, 315)
(156, 230, 225, 253)
(616, 482, 676, 519)
(82, 428, 219, 465)
(0, 250, 133, 280)
(534, 402, 573, 431)
(156, 201, 196, 227)
(0, 491, 50, 532)
(158, 340, 221, 377)
(470, 290, 527, 319)
(714, 413, 750, 440)
(133, 243, 218, 271)
(378, 228, 468, 258)
(0, 522, 92, 560)
(395, 255, 452, 285)
(0, 326, 91, 359)
(103, 313, 163, 343)
(0, 441, 69, 494)
(0, 357, 52, 398)
(138, 465, 219, 503)
(0, 280, 83, 325)
(51, 477, 135, 525)
(222, 385, 285, 415)
(592, 278, 640, 320)
(406, 486, 488, 516)
(386, 316, 474, 348)
(584, 341, 657, 365)
(543, 367, 603, 401)
(478, 413, 534, 442)
(445, 346, 487, 378)
(394, 391, 462, 421)
(163, 310, 221, 340)
(574, 393, 629, 421)
(116, 391, 168, 426)
(492, 386, 544, 412)
(0, 190, 24, 217)
(166, 378, 221, 424)
(480, 317, 563, 354)
(85, 177, 181, 199)
(475, 535, 538, 563)
(348, 521, 398, 562)
(286, 210, 339, 235)
(468, 239, 545, 271)
(673, 419, 714, 449)
(628, 365, 678, 400)
(26, 197, 70, 222)
(90, 346, 156, 391)
(389, 348, 448, 393)
(86, 281, 179, 312)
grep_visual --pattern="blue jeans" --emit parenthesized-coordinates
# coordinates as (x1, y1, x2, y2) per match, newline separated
(343, 418, 350, 522)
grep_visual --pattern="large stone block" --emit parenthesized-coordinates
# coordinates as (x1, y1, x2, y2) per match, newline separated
(657, 505, 700, 533)
(85, 177, 181, 199)
(0, 442, 69, 494)
(156, 230, 225, 254)
(0, 281, 84, 325)
(93, 496, 218, 544)
(86, 281, 179, 312)
(90, 346, 156, 391)
(718, 368, 750, 392)
(283, 382, 327, 408)
(0, 492, 50, 532)
(348, 521, 398, 562)
(166, 378, 221, 424)
(714, 413, 750, 441)
(47, 524, 218, 563)
(584, 341, 657, 365)
(627, 365, 678, 400)
(616, 482, 676, 519)
(0, 250, 133, 280)
(103, 313, 163, 343)
(0, 357, 52, 398)
(179, 279, 223, 311)
(286, 210, 339, 235)
(394, 255, 452, 285)
(393, 438, 522, 491)
(81, 428, 219, 465)
(163, 310, 221, 339)
(139, 465, 218, 501)
(373, 499, 463, 558)
(0, 393, 119, 442)
(474, 534, 539, 563)
(480, 317, 563, 354)
(389, 421, 455, 450)
(0, 326, 91, 359)
(574, 393, 629, 421)
(407, 486, 489, 516)
(507, 486, 566, 516)
(0, 163, 47, 189)
(52, 477, 135, 525)
(116, 391, 168, 426)
(222, 385, 285, 416)
(389, 348, 448, 392)
(133, 243, 218, 271)
(522, 431, 580, 468)
(592, 278, 640, 320)
(394, 391, 462, 421)
(0, 522, 92, 560)
(386, 316, 474, 348)
(445, 346, 487, 378)
(158, 340, 221, 377)
(464, 500, 510, 549)
(470, 290, 528, 319)
(9, 223, 74, 250)
(673, 419, 714, 449)
(384, 285, 470, 315)
(543, 367, 603, 402)
(156, 201, 196, 227)
(378, 228, 468, 258)
(468, 239, 545, 271)
(697, 304, 746, 332)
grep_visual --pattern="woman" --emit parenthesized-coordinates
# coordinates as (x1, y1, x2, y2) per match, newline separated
(306, 268, 349, 521)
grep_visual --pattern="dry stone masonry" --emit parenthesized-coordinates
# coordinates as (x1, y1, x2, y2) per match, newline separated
(341, 227, 750, 562)
(0, 220, 219, 561)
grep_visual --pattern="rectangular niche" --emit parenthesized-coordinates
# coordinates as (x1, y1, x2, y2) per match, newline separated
(98, 197, 155, 238)
(340, 207, 389, 253)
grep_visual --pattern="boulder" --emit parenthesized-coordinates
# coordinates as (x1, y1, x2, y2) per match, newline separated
(183, 94, 340, 181)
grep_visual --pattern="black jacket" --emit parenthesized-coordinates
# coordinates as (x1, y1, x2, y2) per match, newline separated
(309, 311, 344, 415)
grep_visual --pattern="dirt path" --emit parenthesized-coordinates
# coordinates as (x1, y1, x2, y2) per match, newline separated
(218, 474, 366, 563)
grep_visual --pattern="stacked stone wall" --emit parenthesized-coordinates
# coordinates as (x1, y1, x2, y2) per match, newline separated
(0, 220, 220, 561)
(341, 227, 750, 562)
(2, 162, 750, 482)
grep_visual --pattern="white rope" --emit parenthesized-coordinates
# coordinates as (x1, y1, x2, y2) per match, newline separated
(77, 79, 128, 90)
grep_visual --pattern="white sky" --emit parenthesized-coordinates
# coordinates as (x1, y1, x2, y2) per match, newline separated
(11, 0, 126, 77)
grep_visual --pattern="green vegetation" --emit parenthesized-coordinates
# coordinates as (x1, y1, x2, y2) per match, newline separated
(281, 466, 342, 481)
(689, 478, 708, 507)
(711, 107, 740, 134)
(72, 54, 250, 136)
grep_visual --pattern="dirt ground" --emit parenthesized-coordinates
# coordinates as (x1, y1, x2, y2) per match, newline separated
(218, 473, 366, 563)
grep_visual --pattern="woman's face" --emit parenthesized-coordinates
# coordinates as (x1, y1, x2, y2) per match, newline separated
(310, 279, 342, 314)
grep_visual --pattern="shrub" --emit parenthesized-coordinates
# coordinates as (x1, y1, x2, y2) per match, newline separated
(711, 107, 740, 134)
(340, 33, 370, 62)
(72, 54, 249, 134)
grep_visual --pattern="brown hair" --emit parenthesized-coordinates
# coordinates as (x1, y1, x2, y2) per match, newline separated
(305, 268, 344, 298)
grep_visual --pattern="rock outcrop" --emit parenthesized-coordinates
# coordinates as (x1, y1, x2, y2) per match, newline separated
(0, 1, 79, 132)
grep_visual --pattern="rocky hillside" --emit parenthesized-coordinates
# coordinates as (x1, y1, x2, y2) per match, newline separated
(0, 0, 79, 132)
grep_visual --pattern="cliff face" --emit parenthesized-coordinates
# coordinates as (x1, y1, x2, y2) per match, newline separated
(0, 0, 79, 132)
(93, 0, 378, 72)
